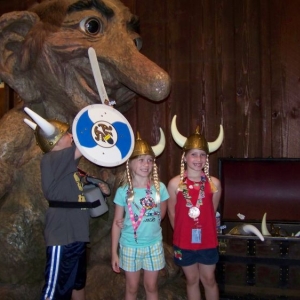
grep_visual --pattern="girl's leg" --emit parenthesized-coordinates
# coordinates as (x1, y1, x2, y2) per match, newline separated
(125, 270, 141, 300)
(182, 264, 201, 300)
(143, 270, 159, 300)
(198, 263, 218, 300)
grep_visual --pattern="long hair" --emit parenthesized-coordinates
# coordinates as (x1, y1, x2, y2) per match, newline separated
(119, 156, 161, 203)
(179, 151, 218, 193)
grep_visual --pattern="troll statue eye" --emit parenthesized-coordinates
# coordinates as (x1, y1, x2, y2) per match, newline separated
(134, 37, 143, 51)
(80, 17, 102, 35)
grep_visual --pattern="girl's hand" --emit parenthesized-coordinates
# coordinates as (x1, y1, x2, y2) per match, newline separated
(116, 218, 124, 229)
(111, 254, 120, 273)
(98, 182, 110, 196)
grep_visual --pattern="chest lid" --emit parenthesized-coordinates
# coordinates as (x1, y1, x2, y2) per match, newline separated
(218, 158, 300, 223)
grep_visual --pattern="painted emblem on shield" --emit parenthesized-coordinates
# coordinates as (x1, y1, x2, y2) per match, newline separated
(72, 104, 134, 167)
(93, 121, 115, 147)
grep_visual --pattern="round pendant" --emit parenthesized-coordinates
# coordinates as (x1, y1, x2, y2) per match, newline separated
(188, 206, 200, 219)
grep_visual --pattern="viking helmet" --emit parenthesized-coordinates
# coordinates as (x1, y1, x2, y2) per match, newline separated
(24, 107, 69, 153)
(171, 115, 224, 153)
(126, 128, 165, 203)
(171, 115, 224, 193)
(130, 128, 166, 158)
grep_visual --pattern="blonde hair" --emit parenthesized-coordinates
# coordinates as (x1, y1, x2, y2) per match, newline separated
(120, 156, 161, 203)
(179, 152, 186, 185)
(204, 155, 218, 193)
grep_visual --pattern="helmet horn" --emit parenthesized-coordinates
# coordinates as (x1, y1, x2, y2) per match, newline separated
(24, 107, 69, 153)
(152, 128, 166, 157)
(24, 118, 37, 130)
(242, 224, 265, 242)
(171, 115, 187, 147)
(24, 107, 56, 136)
(208, 125, 224, 153)
(261, 212, 271, 236)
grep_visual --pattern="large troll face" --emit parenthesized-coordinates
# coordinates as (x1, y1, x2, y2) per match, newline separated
(0, 0, 171, 119)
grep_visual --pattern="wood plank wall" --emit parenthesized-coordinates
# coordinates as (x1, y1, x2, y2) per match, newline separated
(0, 0, 299, 244)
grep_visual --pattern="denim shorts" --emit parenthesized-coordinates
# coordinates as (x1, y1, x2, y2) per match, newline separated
(173, 245, 219, 267)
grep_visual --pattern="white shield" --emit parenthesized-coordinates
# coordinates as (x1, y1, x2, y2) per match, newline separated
(72, 104, 134, 167)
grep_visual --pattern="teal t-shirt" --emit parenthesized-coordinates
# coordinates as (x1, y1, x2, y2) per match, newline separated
(114, 182, 169, 247)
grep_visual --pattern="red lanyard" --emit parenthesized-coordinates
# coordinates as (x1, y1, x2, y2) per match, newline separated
(127, 182, 151, 243)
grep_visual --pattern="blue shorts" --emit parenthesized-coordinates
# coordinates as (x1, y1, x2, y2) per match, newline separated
(119, 241, 165, 272)
(173, 245, 219, 267)
(41, 242, 87, 300)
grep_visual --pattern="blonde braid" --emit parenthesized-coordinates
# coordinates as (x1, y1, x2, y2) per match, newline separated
(126, 160, 134, 202)
(204, 155, 218, 193)
(179, 152, 186, 187)
(152, 159, 160, 203)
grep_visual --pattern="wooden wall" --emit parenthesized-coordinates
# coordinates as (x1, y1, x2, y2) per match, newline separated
(1, 0, 300, 243)
(121, 0, 300, 242)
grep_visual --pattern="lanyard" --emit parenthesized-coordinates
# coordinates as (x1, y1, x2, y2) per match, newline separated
(182, 176, 206, 220)
(127, 182, 152, 243)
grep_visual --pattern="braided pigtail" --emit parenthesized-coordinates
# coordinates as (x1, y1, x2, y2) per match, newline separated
(126, 160, 134, 202)
(177, 152, 186, 191)
(204, 155, 218, 193)
(152, 159, 160, 203)
(180, 153, 186, 182)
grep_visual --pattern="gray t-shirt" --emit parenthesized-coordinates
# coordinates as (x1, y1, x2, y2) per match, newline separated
(41, 144, 90, 246)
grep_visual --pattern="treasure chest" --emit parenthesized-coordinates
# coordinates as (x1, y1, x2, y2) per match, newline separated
(216, 158, 300, 300)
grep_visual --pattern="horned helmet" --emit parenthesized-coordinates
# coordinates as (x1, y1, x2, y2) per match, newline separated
(23, 107, 69, 153)
(130, 129, 165, 158)
(171, 115, 224, 192)
(126, 128, 166, 203)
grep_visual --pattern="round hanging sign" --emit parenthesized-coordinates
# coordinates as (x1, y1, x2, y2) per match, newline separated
(72, 104, 134, 167)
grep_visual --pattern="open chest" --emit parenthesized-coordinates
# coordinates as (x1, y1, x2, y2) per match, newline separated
(216, 158, 300, 300)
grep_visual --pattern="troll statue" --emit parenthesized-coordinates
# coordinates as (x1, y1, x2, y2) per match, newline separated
(0, 1, 176, 299)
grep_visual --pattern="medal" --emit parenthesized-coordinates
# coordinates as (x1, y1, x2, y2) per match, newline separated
(188, 206, 200, 219)
(182, 174, 206, 221)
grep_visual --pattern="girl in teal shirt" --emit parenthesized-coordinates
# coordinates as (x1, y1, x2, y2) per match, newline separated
(111, 129, 169, 300)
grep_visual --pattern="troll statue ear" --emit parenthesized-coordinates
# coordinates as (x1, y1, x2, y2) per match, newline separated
(0, 11, 41, 101)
